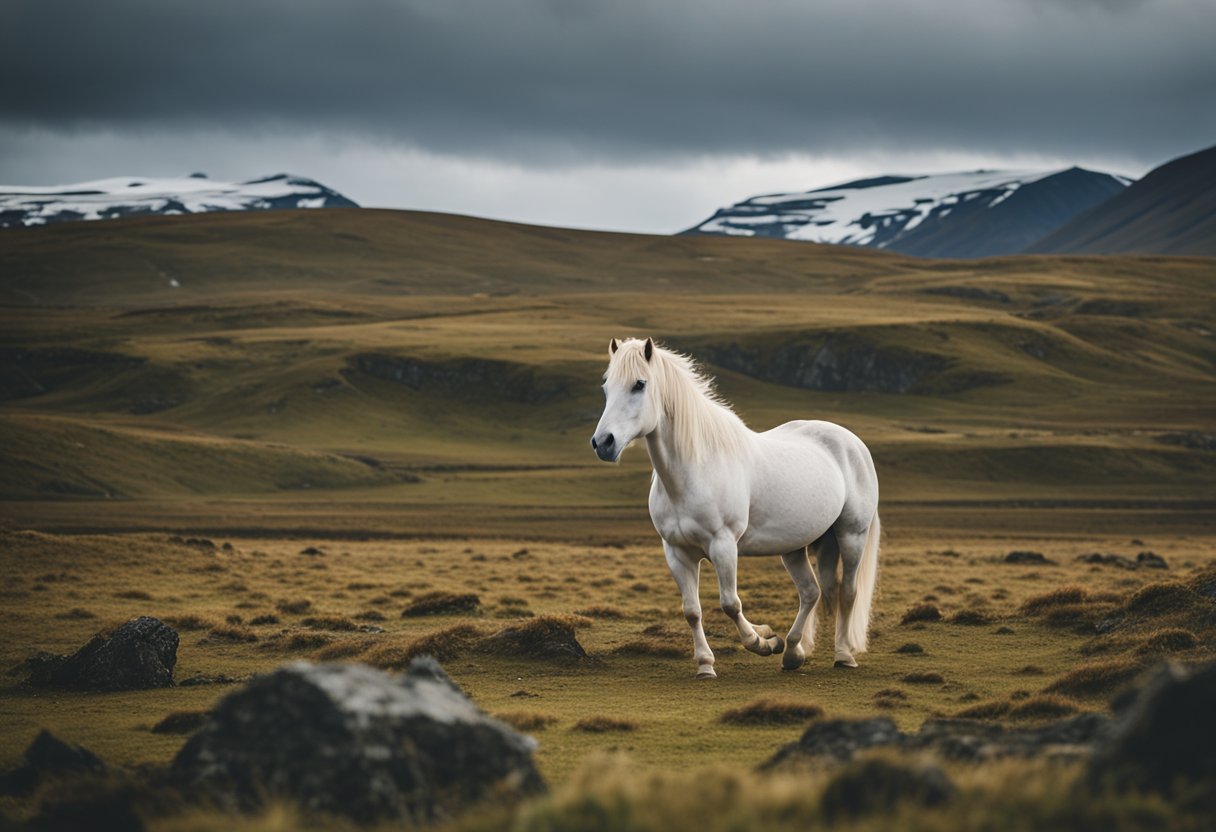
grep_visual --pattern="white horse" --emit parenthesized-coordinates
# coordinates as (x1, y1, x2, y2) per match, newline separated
(591, 337, 880, 678)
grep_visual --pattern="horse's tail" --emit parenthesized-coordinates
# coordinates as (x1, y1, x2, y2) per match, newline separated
(847, 510, 881, 654)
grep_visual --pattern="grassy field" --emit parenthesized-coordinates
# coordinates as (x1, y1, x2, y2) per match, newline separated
(1, 209, 1213, 828)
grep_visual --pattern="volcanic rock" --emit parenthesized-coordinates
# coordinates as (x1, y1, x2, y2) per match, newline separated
(172, 658, 544, 824)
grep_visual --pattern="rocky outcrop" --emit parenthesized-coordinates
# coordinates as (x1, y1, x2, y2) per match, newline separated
(686, 333, 1005, 396)
(172, 658, 545, 824)
(25, 617, 178, 691)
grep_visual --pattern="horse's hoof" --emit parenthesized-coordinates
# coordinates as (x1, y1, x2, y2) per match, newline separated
(771, 636, 785, 655)
(696, 667, 718, 680)
(781, 652, 805, 671)
(834, 658, 859, 669)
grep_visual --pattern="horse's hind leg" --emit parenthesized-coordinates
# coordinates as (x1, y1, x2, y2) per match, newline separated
(780, 547, 821, 671)
(708, 534, 784, 659)
(833, 515, 880, 668)
(664, 541, 716, 679)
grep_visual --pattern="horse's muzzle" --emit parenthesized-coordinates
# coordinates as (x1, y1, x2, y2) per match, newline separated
(591, 433, 617, 462)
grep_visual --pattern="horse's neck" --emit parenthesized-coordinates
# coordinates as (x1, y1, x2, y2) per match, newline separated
(645, 403, 748, 499)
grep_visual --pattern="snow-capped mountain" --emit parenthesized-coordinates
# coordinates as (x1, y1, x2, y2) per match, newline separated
(0, 173, 358, 229)
(684, 167, 1131, 259)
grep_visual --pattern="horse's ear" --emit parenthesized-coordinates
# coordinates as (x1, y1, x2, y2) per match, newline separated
(644, 338, 654, 362)
(609, 338, 619, 356)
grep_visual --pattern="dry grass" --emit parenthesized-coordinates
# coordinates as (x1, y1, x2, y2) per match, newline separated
(901, 671, 945, 684)
(1020, 586, 1090, 614)
(274, 599, 313, 615)
(1044, 658, 1145, 697)
(719, 698, 824, 726)
(300, 614, 359, 631)
(1138, 628, 1199, 654)
(496, 711, 559, 732)
(947, 609, 991, 626)
(162, 614, 215, 632)
(901, 604, 942, 624)
(611, 639, 688, 659)
(573, 716, 637, 733)
(573, 605, 626, 619)
(1008, 693, 1081, 720)
(401, 591, 481, 617)
(202, 624, 258, 643)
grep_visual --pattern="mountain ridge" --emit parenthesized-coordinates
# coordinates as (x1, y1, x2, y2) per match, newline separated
(683, 166, 1130, 259)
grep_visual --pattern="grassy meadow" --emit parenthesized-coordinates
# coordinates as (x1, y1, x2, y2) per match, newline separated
(1, 208, 1214, 828)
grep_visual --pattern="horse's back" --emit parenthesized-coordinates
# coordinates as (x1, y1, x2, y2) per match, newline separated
(760, 419, 879, 510)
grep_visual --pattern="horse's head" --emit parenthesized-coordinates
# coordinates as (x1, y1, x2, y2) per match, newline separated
(591, 337, 659, 462)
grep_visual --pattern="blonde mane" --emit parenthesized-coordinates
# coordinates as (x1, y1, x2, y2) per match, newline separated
(607, 340, 750, 461)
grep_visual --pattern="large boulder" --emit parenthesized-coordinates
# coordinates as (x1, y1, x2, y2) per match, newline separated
(27, 617, 178, 691)
(172, 657, 545, 825)
(1087, 661, 1216, 795)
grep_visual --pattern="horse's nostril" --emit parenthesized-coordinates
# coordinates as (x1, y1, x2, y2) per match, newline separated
(590, 437, 598, 449)
(604, 433, 615, 447)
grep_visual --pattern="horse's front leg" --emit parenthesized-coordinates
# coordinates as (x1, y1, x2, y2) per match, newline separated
(708, 534, 784, 657)
(664, 542, 715, 679)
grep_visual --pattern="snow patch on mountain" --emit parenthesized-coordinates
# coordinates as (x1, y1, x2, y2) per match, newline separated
(0, 173, 358, 228)
(692, 169, 1069, 247)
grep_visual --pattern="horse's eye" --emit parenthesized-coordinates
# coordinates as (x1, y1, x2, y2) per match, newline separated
(632, 379, 646, 393)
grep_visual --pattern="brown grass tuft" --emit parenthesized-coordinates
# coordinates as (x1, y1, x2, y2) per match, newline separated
(163, 614, 215, 631)
(611, 639, 688, 659)
(1008, 693, 1081, 720)
(901, 671, 945, 684)
(1044, 658, 1143, 697)
(901, 604, 942, 624)
(402, 591, 481, 617)
(1122, 582, 1200, 617)
(481, 615, 590, 660)
(1020, 586, 1088, 614)
(203, 623, 258, 643)
(313, 638, 376, 661)
(894, 642, 924, 654)
(275, 598, 313, 615)
(948, 609, 991, 626)
(53, 608, 97, 620)
(573, 715, 637, 733)
(1138, 627, 1199, 653)
(249, 613, 280, 626)
(301, 614, 359, 631)
(955, 699, 1010, 719)
(496, 711, 559, 732)
(720, 698, 824, 726)
(361, 624, 485, 670)
(574, 605, 626, 619)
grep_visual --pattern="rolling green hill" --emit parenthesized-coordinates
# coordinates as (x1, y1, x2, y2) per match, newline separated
(1, 208, 1213, 537)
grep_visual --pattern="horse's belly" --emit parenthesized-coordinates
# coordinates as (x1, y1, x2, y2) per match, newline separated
(736, 516, 833, 556)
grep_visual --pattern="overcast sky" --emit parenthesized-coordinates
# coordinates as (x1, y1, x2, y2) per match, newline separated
(2, 0, 1213, 233)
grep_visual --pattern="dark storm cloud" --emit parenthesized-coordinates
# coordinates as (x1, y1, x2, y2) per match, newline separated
(2, 0, 1213, 166)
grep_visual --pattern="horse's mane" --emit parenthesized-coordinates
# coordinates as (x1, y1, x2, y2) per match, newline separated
(607, 340, 750, 462)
